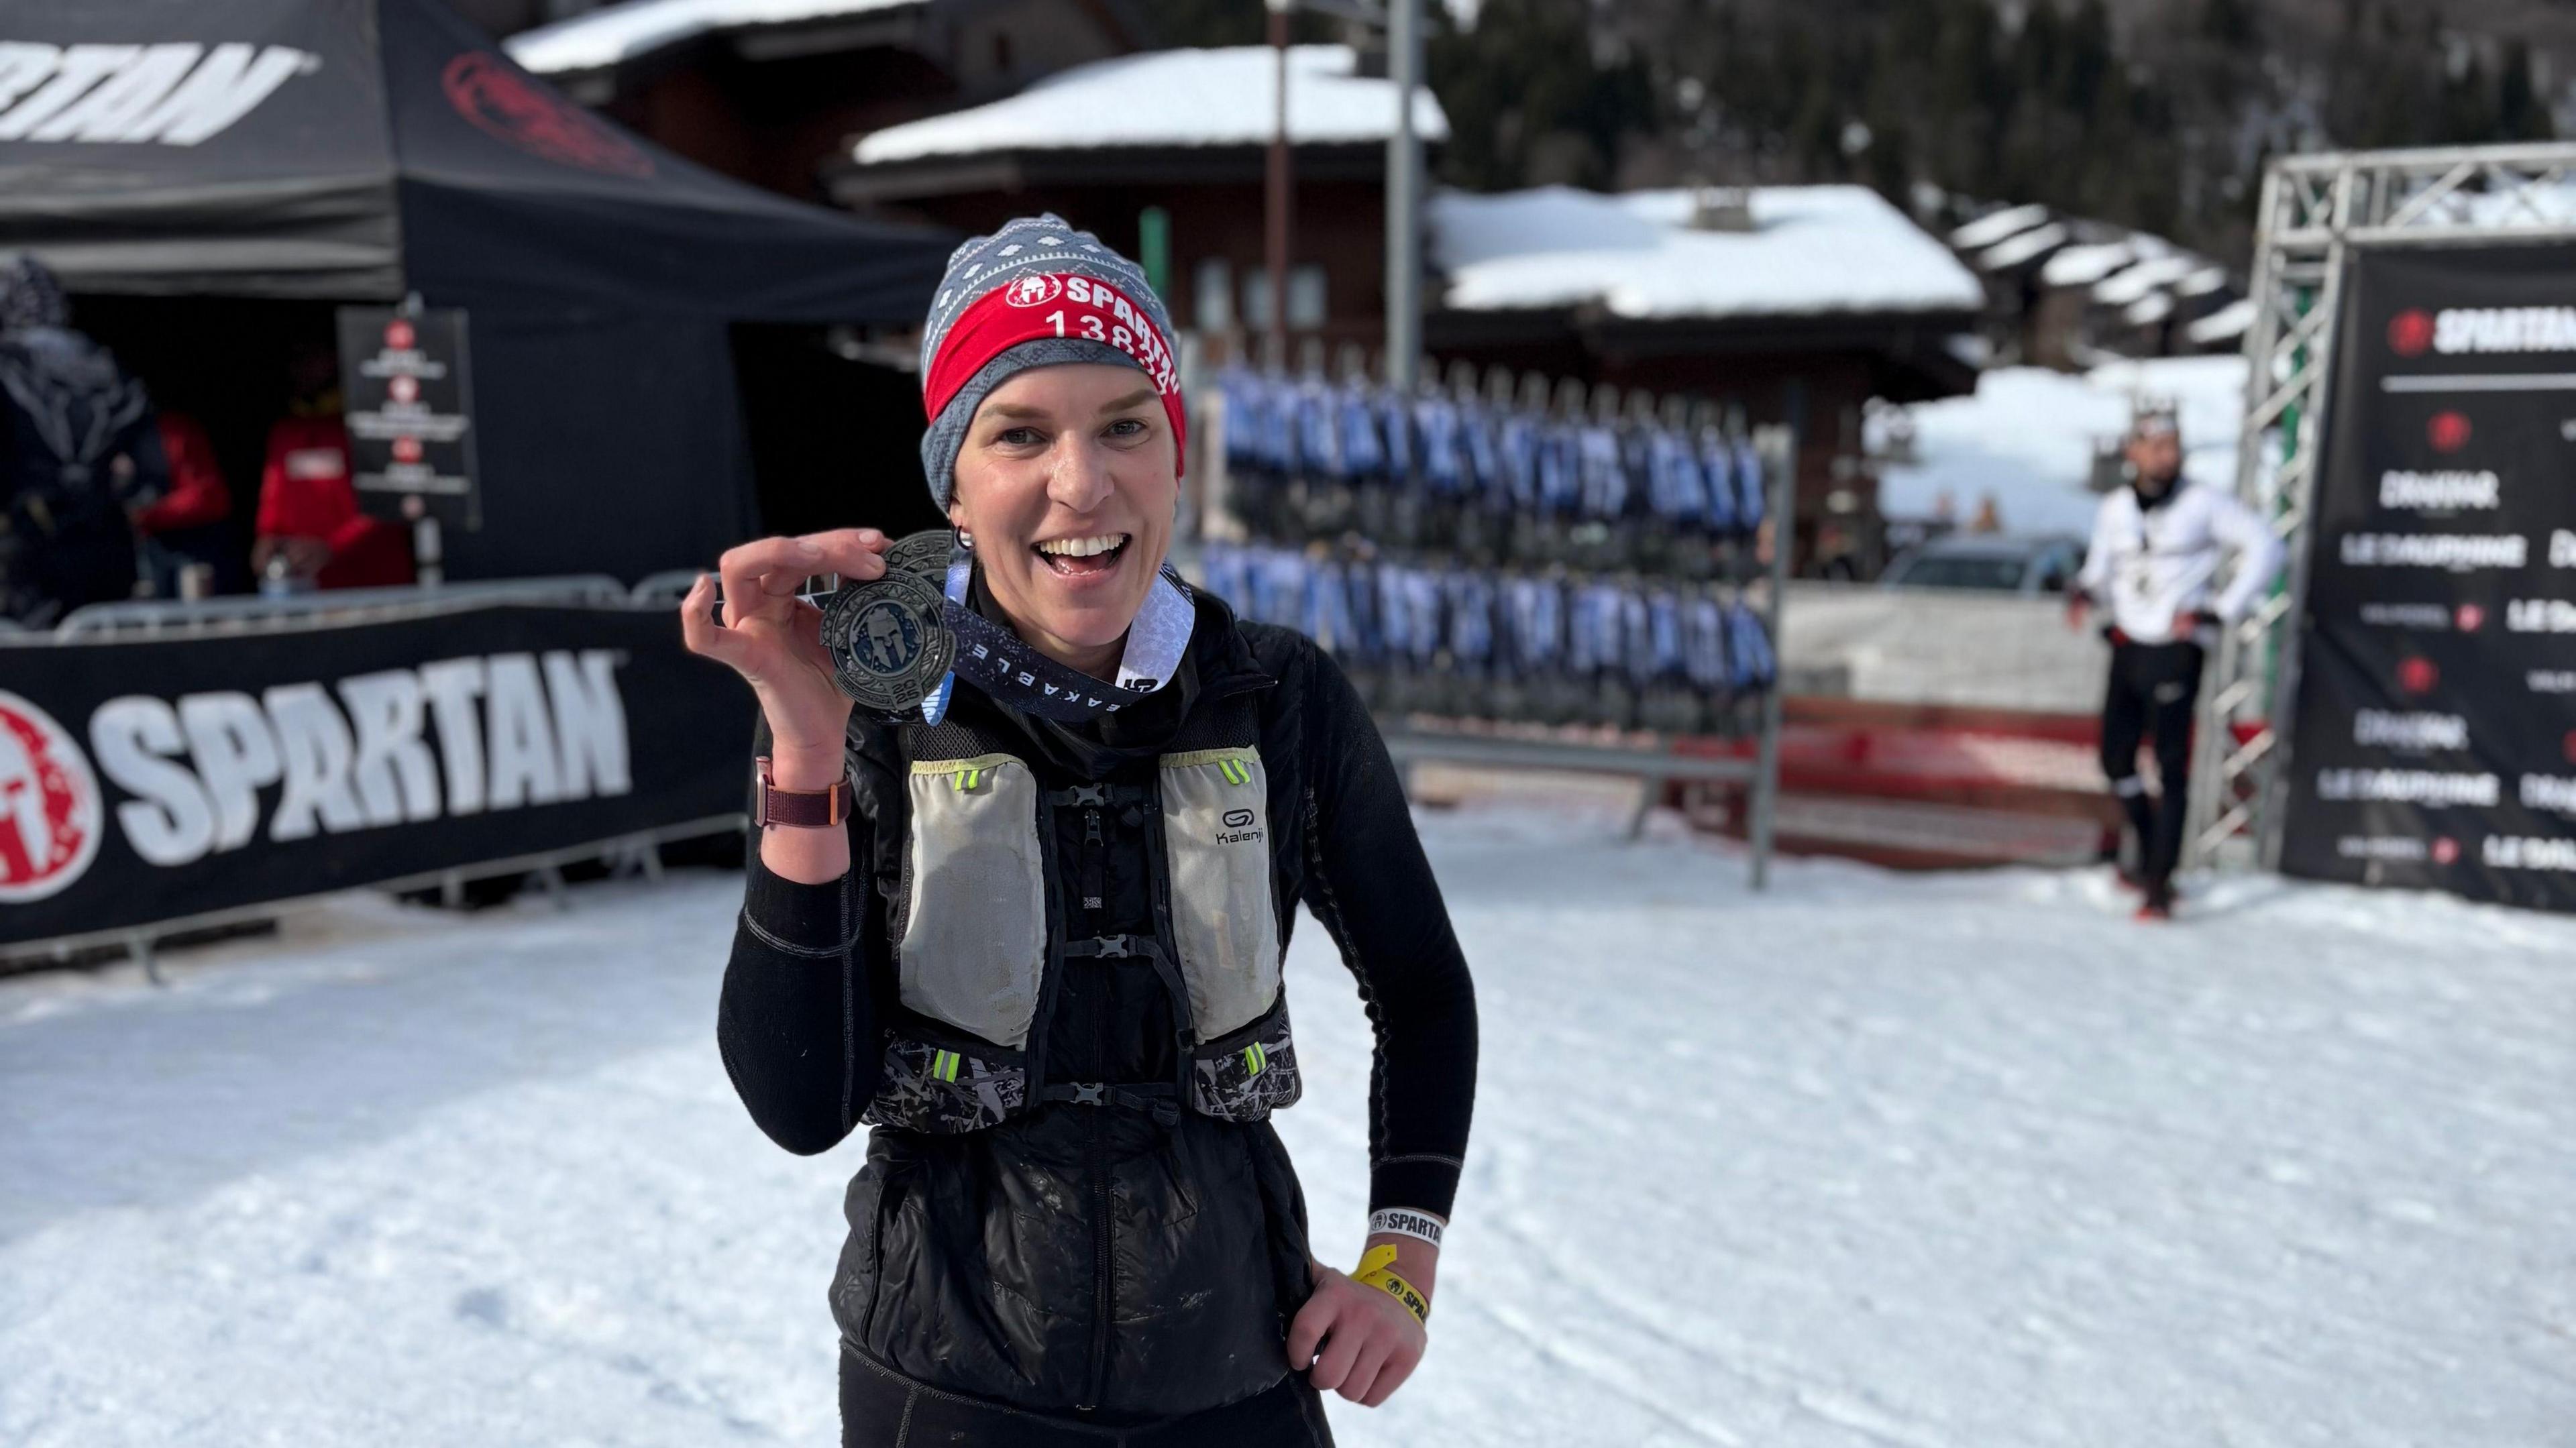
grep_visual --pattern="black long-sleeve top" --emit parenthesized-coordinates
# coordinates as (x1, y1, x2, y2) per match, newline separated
(715, 601, 1479, 1219)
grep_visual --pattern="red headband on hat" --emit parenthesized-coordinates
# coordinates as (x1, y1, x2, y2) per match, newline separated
(922, 272, 1187, 477)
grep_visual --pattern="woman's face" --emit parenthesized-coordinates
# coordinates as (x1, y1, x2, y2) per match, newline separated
(949, 362, 1177, 669)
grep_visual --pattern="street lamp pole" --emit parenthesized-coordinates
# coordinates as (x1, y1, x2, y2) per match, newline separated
(1265, 0, 1293, 371)
(1385, 0, 1421, 391)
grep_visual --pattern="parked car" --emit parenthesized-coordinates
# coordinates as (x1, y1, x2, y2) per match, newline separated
(1880, 533, 2086, 596)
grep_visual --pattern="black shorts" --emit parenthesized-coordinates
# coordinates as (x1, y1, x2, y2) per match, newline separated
(840, 1343, 1337, 1448)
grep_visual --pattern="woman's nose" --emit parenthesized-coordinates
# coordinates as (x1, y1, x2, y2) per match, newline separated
(1045, 436, 1115, 512)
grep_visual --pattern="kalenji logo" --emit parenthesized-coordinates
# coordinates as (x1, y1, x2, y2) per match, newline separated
(0, 42, 317, 147)
(2427, 412, 2473, 453)
(2387, 309, 2435, 356)
(1004, 275, 1064, 309)
(0, 691, 102, 903)
(442, 52, 651, 178)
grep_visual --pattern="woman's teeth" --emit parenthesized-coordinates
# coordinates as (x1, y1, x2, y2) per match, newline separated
(1034, 535, 1128, 557)
(1034, 534, 1128, 575)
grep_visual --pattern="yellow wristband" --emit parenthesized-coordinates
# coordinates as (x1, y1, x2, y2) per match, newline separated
(1352, 1242, 1430, 1324)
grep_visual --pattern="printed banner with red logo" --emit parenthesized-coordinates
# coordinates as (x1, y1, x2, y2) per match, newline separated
(2277, 243, 2576, 909)
(0, 605, 750, 948)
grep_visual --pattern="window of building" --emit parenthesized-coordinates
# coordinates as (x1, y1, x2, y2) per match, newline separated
(1194, 258, 1233, 331)
(1287, 265, 1327, 330)
(1239, 266, 1328, 333)
(1239, 271, 1272, 333)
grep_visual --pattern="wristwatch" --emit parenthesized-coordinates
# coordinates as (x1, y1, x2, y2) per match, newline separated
(754, 755, 853, 828)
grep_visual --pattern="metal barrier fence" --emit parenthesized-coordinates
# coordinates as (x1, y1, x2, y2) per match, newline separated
(630, 569, 704, 608)
(44, 574, 631, 641)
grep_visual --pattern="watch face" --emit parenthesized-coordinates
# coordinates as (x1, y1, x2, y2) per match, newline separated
(884, 528, 956, 582)
(820, 565, 955, 716)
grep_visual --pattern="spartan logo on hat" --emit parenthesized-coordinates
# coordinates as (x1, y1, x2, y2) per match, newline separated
(0, 691, 102, 903)
(1004, 274, 1063, 309)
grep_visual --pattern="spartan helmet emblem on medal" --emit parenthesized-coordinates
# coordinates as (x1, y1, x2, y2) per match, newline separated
(0, 691, 103, 903)
(819, 566, 957, 717)
(855, 599, 920, 675)
(1004, 274, 1063, 308)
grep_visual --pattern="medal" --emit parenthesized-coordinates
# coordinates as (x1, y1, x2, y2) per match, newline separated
(819, 563, 956, 718)
(883, 527, 956, 582)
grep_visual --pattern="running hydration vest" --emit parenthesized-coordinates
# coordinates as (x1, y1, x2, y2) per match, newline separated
(862, 697, 1303, 1135)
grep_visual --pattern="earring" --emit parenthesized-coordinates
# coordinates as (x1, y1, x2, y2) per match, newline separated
(955, 527, 974, 551)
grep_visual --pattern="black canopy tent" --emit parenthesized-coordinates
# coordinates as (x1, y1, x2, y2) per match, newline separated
(0, 0, 951, 581)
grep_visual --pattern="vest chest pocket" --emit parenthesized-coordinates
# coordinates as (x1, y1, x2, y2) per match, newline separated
(867, 1034, 1028, 1133)
(1189, 991, 1301, 1121)
(898, 754, 1049, 1051)
(1157, 748, 1283, 1044)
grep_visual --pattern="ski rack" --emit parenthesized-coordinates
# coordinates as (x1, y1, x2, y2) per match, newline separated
(2184, 141, 2576, 871)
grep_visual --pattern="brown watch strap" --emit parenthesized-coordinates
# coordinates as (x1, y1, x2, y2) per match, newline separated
(755, 756, 853, 828)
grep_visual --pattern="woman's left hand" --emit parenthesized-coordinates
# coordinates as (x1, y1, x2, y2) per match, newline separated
(1287, 1255, 1430, 1407)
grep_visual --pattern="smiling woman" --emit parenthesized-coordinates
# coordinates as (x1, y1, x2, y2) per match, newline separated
(677, 216, 1480, 1448)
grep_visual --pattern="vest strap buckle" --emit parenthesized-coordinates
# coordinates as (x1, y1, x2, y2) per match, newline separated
(1067, 933, 1161, 961)
(1041, 1080, 1181, 1124)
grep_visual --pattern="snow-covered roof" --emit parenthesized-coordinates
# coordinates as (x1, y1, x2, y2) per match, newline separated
(2093, 254, 2199, 307)
(2186, 296, 2257, 346)
(851, 46, 1446, 165)
(1978, 221, 2067, 272)
(506, 0, 916, 75)
(2174, 266, 2230, 298)
(1949, 203, 2050, 252)
(2123, 292, 2174, 326)
(1430, 184, 1983, 321)
(2039, 240, 2135, 288)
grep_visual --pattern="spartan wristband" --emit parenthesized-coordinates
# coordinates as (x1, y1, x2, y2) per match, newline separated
(1352, 1243, 1429, 1325)
(1368, 1207, 1445, 1249)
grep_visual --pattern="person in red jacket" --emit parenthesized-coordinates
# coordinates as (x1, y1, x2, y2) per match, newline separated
(252, 345, 413, 591)
(131, 412, 242, 597)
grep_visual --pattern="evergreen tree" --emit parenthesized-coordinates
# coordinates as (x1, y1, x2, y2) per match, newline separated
(2498, 39, 2555, 142)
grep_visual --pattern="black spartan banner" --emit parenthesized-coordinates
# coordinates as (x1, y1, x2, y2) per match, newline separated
(2277, 243, 2576, 911)
(0, 605, 750, 948)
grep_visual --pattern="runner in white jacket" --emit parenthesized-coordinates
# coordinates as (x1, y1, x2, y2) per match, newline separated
(2070, 404, 2284, 917)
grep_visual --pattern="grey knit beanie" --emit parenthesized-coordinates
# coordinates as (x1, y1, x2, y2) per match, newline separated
(917, 214, 1180, 510)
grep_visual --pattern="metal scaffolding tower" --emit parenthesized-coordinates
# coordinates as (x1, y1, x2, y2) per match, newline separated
(2186, 142, 2576, 870)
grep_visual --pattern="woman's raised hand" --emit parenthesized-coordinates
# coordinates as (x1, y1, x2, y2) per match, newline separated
(680, 529, 889, 769)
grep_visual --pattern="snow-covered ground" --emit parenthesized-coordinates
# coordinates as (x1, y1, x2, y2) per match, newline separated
(1876, 355, 2251, 536)
(6, 801, 2572, 1447)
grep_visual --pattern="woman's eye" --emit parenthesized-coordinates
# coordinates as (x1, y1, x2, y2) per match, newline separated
(996, 427, 1044, 446)
(1105, 418, 1148, 439)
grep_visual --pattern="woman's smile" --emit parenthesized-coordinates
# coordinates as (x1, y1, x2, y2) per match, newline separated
(1032, 531, 1130, 582)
